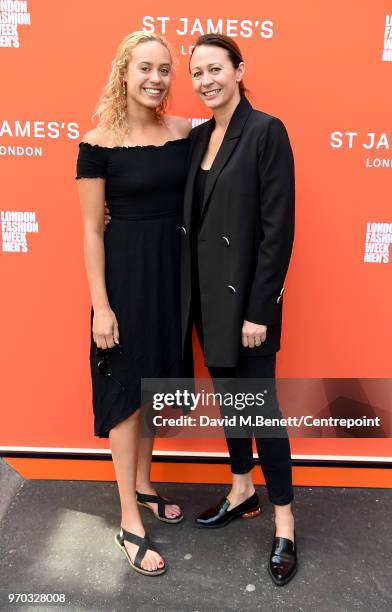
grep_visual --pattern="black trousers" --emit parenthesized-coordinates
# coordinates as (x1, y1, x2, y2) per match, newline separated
(189, 284, 294, 506)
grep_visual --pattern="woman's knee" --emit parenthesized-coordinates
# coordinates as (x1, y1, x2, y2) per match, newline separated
(109, 409, 141, 435)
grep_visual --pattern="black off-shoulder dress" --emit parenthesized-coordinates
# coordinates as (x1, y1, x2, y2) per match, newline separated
(76, 138, 190, 437)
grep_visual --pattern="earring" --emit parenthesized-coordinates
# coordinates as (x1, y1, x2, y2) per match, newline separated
(122, 81, 126, 95)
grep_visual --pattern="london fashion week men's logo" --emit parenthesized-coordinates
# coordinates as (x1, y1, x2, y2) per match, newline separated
(0, 0, 31, 48)
(1, 211, 39, 253)
(382, 15, 392, 61)
(364, 222, 392, 264)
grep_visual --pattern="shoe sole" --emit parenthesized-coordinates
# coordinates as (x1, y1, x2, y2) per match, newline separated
(194, 506, 261, 529)
(114, 533, 166, 576)
(137, 501, 184, 523)
(268, 562, 297, 586)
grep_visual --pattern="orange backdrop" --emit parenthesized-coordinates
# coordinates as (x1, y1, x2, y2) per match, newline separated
(1, 0, 391, 464)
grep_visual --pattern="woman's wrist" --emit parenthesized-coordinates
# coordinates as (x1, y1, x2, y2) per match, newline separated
(92, 303, 112, 314)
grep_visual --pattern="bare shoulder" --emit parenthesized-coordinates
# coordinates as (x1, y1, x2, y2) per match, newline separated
(165, 115, 191, 138)
(80, 127, 115, 147)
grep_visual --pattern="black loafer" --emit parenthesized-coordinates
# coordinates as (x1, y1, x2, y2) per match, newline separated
(268, 531, 297, 586)
(194, 492, 261, 529)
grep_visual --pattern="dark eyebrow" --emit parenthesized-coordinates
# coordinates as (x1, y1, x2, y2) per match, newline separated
(191, 62, 223, 70)
(138, 61, 171, 67)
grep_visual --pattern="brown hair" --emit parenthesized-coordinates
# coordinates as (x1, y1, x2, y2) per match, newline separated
(190, 33, 247, 96)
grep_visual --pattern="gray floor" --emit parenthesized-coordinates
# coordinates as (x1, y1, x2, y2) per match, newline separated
(0, 459, 391, 612)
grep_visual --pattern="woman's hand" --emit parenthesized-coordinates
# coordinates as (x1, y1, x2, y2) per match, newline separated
(104, 204, 111, 227)
(93, 307, 119, 349)
(242, 320, 267, 348)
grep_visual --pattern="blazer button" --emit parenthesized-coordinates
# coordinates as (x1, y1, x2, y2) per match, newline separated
(227, 285, 236, 294)
(221, 236, 230, 247)
(180, 226, 187, 236)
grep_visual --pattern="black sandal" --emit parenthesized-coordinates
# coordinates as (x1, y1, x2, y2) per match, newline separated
(136, 491, 184, 523)
(114, 527, 166, 576)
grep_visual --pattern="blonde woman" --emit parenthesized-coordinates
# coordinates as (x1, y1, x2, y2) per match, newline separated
(76, 31, 191, 576)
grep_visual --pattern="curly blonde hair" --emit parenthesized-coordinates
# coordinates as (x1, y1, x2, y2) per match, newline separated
(93, 31, 172, 144)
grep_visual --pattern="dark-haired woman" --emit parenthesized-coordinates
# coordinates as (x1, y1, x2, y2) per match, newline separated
(181, 34, 297, 586)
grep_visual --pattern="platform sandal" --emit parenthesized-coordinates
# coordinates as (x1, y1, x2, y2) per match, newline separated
(136, 491, 184, 523)
(114, 527, 166, 576)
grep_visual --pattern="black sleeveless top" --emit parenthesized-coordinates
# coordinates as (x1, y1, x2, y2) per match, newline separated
(76, 139, 189, 220)
(191, 167, 209, 294)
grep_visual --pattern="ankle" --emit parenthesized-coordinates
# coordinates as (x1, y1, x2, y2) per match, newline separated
(274, 510, 294, 523)
(135, 480, 153, 492)
(230, 484, 255, 499)
(121, 511, 144, 529)
(232, 479, 255, 493)
(121, 518, 145, 533)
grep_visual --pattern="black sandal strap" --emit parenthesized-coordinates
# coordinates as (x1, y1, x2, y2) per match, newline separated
(134, 538, 149, 568)
(120, 528, 144, 547)
(136, 492, 170, 518)
(120, 528, 158, 568)
(157, 498, 166, 518)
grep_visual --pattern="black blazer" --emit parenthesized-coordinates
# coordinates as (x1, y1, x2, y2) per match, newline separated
(181, 96, 295, 367)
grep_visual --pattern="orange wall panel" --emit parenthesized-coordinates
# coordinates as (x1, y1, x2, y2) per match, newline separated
(1, 1, 391, 474)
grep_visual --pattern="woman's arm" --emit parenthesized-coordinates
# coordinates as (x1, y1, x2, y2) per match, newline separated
(77, 176, 119, 349)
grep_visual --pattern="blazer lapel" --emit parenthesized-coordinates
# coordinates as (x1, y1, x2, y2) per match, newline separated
(184, 118, 214, 230)
(201, 96, 253, 220)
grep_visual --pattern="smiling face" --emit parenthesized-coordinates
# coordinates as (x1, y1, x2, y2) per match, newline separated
(190, 44, 244, 110)
(124, 40, 172, 109)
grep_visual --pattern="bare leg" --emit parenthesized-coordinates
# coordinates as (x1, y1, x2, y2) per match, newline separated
(225, 474, 294, 540)
(226, 472, 256, 508)
(274, 503, 295, 541)
(109, 411, 164, 571)
(227, 475, 294, 540)
(136, 434, 182, 519)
